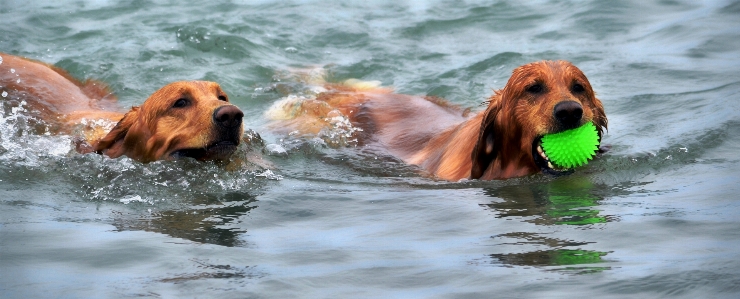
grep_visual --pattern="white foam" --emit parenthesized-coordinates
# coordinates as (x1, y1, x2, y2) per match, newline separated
(319, 113, 363, 147)
(119, 195, 151, 205)
(255, 169, 283, 180)
(0, 100, 75, 166)
(265, 143, 287, 155)
(79, 117, 117, 132)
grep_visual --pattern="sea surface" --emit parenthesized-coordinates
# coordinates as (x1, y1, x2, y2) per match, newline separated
(2, 0, 740, 298)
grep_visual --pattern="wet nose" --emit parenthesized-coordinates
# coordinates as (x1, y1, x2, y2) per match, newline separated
(213, 105, 244, 128)
(553, 101, 583, 129)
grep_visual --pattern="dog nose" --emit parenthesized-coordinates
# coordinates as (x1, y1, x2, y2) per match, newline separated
(553, 101, 583, 129)
(213, 105, 244, 128)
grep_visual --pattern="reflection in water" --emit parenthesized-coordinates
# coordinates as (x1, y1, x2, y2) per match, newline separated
(486, 232, 611, 273)
(546, 178, 607, 225)
(482, 176, 616, 225)
(159, 258, 265, 283)
(113, 192, 258, 247)
(490, 249, 609, 274)
(481, 176, 614, 272)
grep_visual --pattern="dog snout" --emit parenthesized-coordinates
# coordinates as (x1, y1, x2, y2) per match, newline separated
(553, 101, 583, 129)
(213, 105, 244, 129)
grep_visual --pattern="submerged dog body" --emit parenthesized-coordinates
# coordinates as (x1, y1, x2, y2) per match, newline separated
(0, 52, 244, 162)
(268, 60, 607, 181)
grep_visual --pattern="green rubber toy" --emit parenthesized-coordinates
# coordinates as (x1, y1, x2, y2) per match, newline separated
(540, 122, 600, 169)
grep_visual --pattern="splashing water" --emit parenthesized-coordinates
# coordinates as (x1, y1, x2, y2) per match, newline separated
(266, 95, 363, 148)
(318, 111, 363, 147)
(0, 100, 73, 165)
(0, 99, 280, 203)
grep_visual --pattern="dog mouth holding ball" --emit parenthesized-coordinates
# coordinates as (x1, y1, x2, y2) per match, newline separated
(532, 123, 602, 176)
(531, 101, 604, 176)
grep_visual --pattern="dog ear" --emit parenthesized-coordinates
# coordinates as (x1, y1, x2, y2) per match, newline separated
(470, 99, 501, 179)
(93, 107, 144, 159)
(592, 95, 608, 136)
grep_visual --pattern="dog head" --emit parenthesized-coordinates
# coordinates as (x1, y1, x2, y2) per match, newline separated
(93, 81, 244, 162)
(471, 60, 607, 179)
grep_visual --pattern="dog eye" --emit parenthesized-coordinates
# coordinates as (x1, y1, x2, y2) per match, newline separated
(572, 83, 585, 93)
(526, 83, 544, 94)
(218, 95, 227, 101)
(173, 98, 189, 108)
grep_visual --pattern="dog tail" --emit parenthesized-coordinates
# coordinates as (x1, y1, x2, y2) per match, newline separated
(323, 78, 394, 93)
(47, 64, 118, 110)
(266, 66, 392, 120)
(264, 95, 311, 120)
(80, 79, 118, 110)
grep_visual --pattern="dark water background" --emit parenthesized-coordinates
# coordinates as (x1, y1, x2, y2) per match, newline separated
(2, 0, 740, 298)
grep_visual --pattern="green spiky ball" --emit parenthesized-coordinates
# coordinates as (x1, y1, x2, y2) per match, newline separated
(541, 122, 600, 169)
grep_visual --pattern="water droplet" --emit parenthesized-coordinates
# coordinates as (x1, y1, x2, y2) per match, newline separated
(0, 55, 3, 65)
(10, 68, 15, 73)
(284, 47, 298, 53)
(16, 78, 20, 83)
(1, 91, 7, 97)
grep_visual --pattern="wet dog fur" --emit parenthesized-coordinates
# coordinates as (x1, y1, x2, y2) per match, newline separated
(267, 60, 607, 181)
(0, 52, 244, 162)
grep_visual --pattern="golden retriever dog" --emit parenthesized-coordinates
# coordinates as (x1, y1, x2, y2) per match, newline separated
(267, 60, 607, 181)
(0, 52, 243, 162)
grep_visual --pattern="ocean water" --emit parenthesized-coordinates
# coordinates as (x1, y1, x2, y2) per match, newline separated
(1, 0, 740, 298)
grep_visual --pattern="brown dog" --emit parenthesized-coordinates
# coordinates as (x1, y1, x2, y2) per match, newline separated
(268, 60, 607, 180)
(0, 52, 243, 162)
